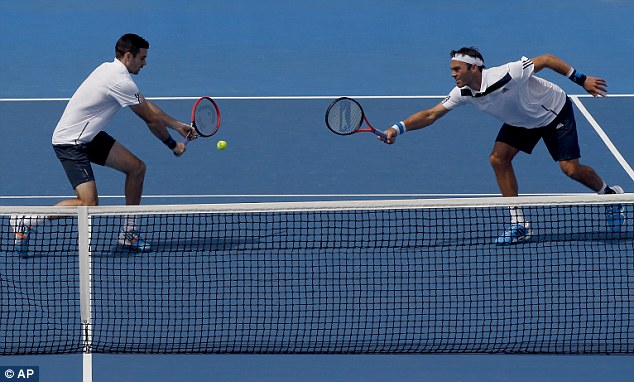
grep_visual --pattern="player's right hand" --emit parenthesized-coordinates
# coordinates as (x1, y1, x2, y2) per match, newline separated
(381, 127, 398, 144)
(583, 76, 608, 97)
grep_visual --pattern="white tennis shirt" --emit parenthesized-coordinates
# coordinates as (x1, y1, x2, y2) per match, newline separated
(52, 59, 142, 145)
(441, 56, 567, 128)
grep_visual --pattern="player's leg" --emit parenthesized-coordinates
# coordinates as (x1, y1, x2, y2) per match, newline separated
(489, 141, 520, 197)
(12, 145, 100, 256)
(103, 141, 146, 206)
(558, 159, 604, 191)
(544, 98, 624, 231)
(558, 163, 624, 233)
(544, 98, 607, 192)
(52, 141, 100, 206)
(55, 181, 99, 206)
(102, 140, 150, 251)
(490, 126, 539, 244)
(490, 141, 531, 244)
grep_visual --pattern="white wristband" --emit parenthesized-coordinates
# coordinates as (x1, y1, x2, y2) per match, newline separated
(566, 67, 575, 78)
(391, 121, 407, 136)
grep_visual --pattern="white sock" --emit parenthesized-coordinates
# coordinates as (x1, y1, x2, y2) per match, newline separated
(509, 206, 528, 227)
(597, 182, 608, 194)
(121, 216, 138, 234)
(10, 214, 45, 231)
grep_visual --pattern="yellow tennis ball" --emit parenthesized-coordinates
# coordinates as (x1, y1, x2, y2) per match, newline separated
(217, 140, 227, 151)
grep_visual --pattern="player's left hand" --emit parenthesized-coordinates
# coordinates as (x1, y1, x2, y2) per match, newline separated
(583, 76, 608, 97)
(172, 141, 186, 157)
(178, 123, 198, 140)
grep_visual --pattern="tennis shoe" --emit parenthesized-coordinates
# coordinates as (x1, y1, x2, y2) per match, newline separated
(494, 224, 532, 245)
(10, 216, 33, 257)
(118, 232, 151, 252)
(604, 185, 625, 232)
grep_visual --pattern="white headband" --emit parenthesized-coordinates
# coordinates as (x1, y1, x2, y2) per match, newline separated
(452, 53, 484, 67)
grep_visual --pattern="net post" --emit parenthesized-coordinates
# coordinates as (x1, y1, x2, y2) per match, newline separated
(78, 206, 93, 382)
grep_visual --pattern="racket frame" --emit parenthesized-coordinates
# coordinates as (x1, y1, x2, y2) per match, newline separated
(325, 97, 388, 139)
(184, 96, 221, 144)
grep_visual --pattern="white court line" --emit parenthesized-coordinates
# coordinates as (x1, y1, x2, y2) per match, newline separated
(3, 95, 632, 189)
(571, 95, 634, 182)
(573, 94, 634, 98)
(1, 94, 633, 102)
(0, 96, 446, 102)
(0, 193, 589, 200)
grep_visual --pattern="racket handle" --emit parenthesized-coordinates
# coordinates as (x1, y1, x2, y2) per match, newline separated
(182, 137, 191, 146)
(372, 129, 388, 139)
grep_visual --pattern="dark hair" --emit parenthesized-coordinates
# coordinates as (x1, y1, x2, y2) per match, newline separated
(115, 33, 150, 58)
(450, 46, 485, 69)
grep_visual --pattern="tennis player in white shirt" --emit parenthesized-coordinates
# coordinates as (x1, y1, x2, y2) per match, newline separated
(383, 47, 623, 244)
(12, 33, 196, 254)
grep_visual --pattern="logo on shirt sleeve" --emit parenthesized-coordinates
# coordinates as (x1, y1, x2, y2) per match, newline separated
(134, 92, 141, 104)
(442, 95, 451, 104)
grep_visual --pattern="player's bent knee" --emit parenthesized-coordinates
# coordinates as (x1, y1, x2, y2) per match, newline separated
(489, 153, 511, 169)
(82, 198, 99, 206)
(128, 160, 146, 178)
(559, 162, 579, 179)
(137, 160, 147, 175)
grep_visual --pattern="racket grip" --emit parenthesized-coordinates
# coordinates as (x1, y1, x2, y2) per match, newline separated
(372, 129, 388, 139)
(182, 137, 190, 146)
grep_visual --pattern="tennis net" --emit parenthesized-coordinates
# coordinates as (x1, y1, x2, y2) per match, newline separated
(1, 194, 633, 355)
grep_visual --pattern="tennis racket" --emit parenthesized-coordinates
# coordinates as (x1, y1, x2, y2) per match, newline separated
(325, 97, 388, 139)
(184, 96, 221, 145)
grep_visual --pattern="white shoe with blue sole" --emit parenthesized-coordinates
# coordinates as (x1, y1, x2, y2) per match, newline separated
(118, 232, 151, 252)
(10, 215, 33, 257)
(604, 185, 625, 233)
(495, 224, 532, 245)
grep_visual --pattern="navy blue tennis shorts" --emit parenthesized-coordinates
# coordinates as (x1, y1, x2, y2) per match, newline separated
(52, 131, 116, 189)
(495, 97, 580, 161)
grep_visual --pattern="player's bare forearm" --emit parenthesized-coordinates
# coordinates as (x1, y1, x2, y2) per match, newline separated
(531, 54, 608, 97)
(145, 101, 194, 137)
(145, 101, 187, 130)
(403, 103, 450, 132)
(531, 54, 570, 75)
(404, 111, 439, 131)
(384, 103, 449, 144)
(130, 99, 171, 141)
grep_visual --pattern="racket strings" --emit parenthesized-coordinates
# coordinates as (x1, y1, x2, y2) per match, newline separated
(327, 100, 363, 134)
(194, 100, 219, 136)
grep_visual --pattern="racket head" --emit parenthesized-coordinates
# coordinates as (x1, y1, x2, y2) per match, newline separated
(191, 96, 221, 137)
(325, 97, 364, 135)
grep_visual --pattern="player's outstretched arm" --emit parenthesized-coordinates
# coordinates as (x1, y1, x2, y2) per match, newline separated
(532, 54, 608, 97)
(144, 100, 195, 138)
(383, 103, 450, 144)
(129, 94, 188, 156)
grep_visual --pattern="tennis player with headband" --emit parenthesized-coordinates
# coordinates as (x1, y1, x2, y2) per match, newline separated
(11, 33, 196, 255)
(383, 47, 624, 244)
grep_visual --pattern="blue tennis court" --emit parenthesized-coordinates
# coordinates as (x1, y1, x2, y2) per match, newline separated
(2, 1, 634, 381)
